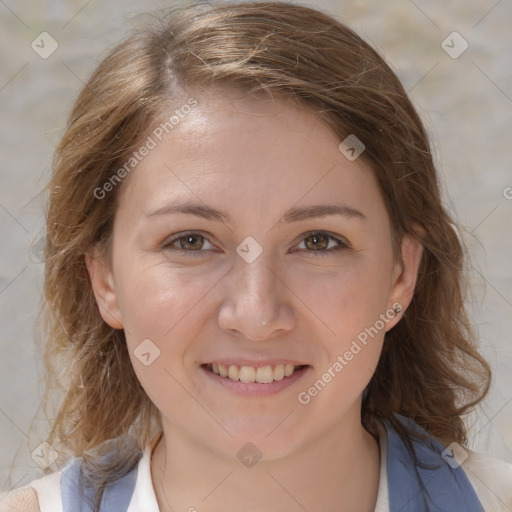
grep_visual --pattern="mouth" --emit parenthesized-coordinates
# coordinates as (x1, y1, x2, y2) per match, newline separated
(203, 362, 308, 384)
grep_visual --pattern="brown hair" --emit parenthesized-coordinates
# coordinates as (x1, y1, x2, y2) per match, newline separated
(39, 0, 490, 506)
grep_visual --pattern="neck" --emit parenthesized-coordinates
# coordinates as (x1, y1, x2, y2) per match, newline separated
(151, 411, 380, 512)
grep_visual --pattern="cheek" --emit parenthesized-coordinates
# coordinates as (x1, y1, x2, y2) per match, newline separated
(296, 269, 389, 417)
(114, 263, 217, 406)
(293, 252, 393, 403)
(296, 253, 394, 339)
(117, 264, 216, 415)
(116, 262, 209, 343)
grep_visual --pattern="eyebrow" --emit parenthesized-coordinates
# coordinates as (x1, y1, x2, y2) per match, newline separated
(145, 200, 367, 224)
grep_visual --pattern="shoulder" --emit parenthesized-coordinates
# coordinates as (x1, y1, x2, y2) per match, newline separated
(1, 467, 64, 512)
(383, 414, 512, 510)
(463, 450, 512, 511)
(0, 487, 40, 512)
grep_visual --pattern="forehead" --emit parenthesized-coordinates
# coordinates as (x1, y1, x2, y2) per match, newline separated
(162, 92, 340, 165)
(117, 91, 384, 221)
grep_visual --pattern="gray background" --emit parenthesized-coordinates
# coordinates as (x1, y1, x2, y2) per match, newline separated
(1, 0, 511, 492)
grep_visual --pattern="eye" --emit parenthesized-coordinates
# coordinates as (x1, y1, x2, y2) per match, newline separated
(161, 230, 350, 258)
(162, 231, 216, 256)
(295, 231, 350, 256)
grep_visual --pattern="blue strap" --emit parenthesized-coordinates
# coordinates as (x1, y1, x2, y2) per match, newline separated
(385, 415, 484, 511)
(61, 457, 138, 511)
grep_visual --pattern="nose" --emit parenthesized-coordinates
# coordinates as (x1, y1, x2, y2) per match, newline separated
(217, 255, 295, 341)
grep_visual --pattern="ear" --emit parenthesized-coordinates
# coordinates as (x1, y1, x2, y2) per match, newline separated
(385, 231, 424, 331)
(85, 248, 124, 329)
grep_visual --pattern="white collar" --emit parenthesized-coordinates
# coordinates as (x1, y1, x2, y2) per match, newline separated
(374, 421, 390, 512)
(126, 432, 162, 512)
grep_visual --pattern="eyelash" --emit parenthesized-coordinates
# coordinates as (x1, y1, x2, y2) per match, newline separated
(161, 230, 350, 258)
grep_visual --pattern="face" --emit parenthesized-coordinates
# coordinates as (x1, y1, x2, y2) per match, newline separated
(87, 91, 422, 460)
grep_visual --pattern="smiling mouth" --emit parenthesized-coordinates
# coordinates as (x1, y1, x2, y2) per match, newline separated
(203, 363, 308, 384)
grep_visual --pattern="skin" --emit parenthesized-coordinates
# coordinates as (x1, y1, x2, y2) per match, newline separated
(87, 90, 423, 512)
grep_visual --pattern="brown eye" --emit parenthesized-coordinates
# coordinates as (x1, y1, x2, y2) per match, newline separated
(296, 231, 350, 256)
(163, 231, 215, 256)
(304, 233, 330, 251)
(176, 234, 205, 250)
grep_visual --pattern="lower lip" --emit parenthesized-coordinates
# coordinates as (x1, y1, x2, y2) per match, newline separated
(200, 365, 311, 396)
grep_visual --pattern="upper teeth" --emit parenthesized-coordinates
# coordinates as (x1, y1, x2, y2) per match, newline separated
(210, 363, 297, 383)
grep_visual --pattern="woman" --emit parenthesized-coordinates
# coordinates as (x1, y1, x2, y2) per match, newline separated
(2, 1, 511, 511)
